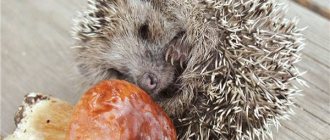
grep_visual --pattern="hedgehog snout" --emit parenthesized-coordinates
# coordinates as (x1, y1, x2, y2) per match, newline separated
(138, 72, 158, 93)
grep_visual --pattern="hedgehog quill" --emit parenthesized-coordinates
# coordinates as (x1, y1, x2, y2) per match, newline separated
(72, 0, 305, 139)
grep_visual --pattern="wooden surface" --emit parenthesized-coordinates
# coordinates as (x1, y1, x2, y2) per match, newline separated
(1, 0, 86, 135)
(1, 0, 330, 139)
(292, 0, 330, 19)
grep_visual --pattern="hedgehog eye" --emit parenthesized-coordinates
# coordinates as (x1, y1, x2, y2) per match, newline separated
(139, 24, 149, 40)
(108, 68, 124, 79)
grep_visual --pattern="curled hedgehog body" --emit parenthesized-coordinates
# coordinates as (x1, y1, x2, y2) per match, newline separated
(72, 0, 305, 139)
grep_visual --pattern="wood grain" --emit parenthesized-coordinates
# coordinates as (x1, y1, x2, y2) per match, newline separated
(287, 0, 330, 53)
(292, 0, 330, 19)
(274, 1, 330, 140)
(1, 0, 329, 139)
(1, 0, 85, 135)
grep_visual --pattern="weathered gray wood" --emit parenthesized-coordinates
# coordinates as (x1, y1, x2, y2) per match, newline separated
(313, 0, 330, 8)
(290, 0, 330, 19)
(1, 0, 85, 135)
(287, 0, 330, 52)
(296, 52, 330, 94)
(285, 0, 330, 69)
(1, 0, 329, 140)
(274, 1, 330, 140)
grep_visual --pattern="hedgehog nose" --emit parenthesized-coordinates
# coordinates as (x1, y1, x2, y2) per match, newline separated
(140, 73, 158, 91)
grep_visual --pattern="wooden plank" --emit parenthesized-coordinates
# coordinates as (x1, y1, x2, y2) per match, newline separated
(1, 0, 85, 135)
(273, 57, 330, 140)
(313, 0, 330, 7)
(285, 0, 330, 69)
(297, 54, 330, 94)
(313, 0, 330, 8)
(285, 0, 330, 92)
(274, 105, 330, 140)
(285, 0, 330, 52)
(274, 125, 307, 140)
(275, 1, 330, 140)
(291, 0, 330, 19)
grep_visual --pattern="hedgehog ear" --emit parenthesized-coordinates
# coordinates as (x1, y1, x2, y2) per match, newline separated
(72, 0, 124, 42)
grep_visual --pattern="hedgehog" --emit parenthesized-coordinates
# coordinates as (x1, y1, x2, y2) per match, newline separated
(71, 0, 305, 139)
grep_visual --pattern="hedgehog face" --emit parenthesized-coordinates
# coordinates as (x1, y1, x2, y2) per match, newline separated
(73, 0, 187, 103)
